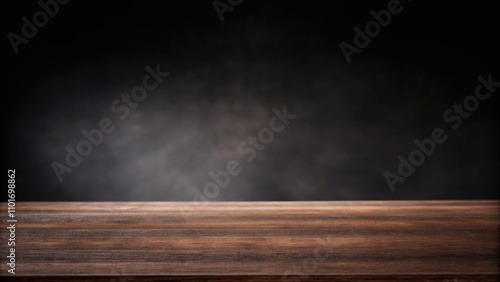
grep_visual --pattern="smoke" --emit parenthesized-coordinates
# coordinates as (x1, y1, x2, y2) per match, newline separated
(16, 56, 498, 201)
(5, 1, 498, 201)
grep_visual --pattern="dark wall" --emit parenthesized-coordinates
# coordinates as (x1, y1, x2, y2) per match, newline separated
(2, 0, 498, 201)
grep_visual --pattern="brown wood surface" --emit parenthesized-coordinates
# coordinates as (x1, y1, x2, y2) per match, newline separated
(1, 201, 499, 281)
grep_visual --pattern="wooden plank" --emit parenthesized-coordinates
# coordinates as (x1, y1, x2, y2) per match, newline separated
(1, 201, 499, 281)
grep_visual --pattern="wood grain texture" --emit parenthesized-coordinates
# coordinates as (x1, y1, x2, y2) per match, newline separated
(0, 201, 498, 281)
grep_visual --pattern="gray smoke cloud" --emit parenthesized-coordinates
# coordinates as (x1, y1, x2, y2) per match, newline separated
(17, 55, 498, 201)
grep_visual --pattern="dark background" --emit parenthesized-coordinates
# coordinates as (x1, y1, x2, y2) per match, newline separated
(1, 0, 499, 201)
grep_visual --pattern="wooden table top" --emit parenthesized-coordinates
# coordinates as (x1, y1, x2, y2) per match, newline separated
(1, 201, 498, 281)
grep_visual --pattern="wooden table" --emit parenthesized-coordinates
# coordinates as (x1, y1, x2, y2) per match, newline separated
(1, 201, 498, 281)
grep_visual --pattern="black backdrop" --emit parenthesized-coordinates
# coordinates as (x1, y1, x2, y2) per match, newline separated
(1, 0, 499, 201)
